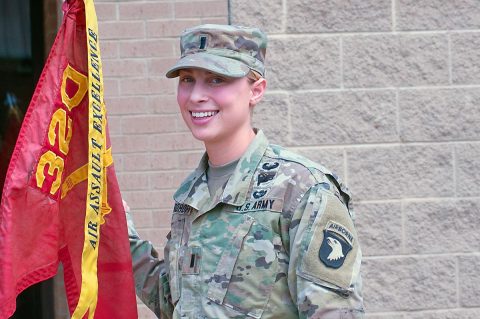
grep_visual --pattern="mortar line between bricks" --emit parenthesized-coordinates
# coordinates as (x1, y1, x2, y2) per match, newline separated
(143, 18, 211, 23)
(265, 91, 291, 96)
(456, 256, 460, 307)
(287, 140, 480, 149)
(114, 2, 119, 21)
(286, 93, 293, 147)
(119, 114, 179, 119)
(122, 169, 200, 174)
(133, 209, 172, 213)
(358, 196, 480, 203)
(452, 146, 458, 197)
(356, 199, 404, 204)
(363, 252, 480, 260)
(125, 190, 172, 194)
(400, 199, 405, 254)
(367, 308, 480, 315)
(339, 37, 344, 89)
(130, 132, 217, 138)
(391, 0, 396, 31)
(395, 89, 400, 142)
(282, 0, 287, 32)
(267, 84, 480, 94)
(109, 38, 177, 43)
(114, 142, 480, 153)
(448, 32, 453, 84)
(267, 29, 480, 38)
(135, 227, 171, 231)
(134, 36, 178, 40)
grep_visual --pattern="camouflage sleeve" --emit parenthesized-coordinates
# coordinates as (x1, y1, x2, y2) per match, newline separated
(287, 184, 365, 318)
(126, 210, 173, 319)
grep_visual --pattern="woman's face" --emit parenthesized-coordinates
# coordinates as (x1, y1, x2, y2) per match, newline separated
(177, 68, 263, 146)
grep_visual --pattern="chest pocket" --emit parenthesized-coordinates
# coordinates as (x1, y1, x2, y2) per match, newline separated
(206, 214, 280, 319)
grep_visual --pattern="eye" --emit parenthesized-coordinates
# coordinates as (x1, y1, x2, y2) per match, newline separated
(179, 75, 194, 83)
(208, 76, 226, 85)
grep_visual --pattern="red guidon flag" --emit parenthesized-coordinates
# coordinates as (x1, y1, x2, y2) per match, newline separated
(0, 0, 138, 318)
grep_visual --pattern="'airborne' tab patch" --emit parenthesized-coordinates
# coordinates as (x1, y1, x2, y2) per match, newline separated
(326, 221, 354, 245)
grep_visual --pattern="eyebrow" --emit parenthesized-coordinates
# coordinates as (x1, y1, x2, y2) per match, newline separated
(179, 69, 220, 76)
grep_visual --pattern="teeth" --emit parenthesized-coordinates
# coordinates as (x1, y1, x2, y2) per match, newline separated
(191, 111, 217, 118)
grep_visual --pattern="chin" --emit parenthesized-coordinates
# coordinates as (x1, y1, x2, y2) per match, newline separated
(191, 130, 225, 145)
(189, 129, 213, 143)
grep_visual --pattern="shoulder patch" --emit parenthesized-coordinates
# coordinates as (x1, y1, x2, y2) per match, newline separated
(319, 221, 353, 269)
(298, 193, 359, 290)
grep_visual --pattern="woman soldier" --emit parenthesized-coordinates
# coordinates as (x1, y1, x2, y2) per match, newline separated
(127, 24, 364, 318)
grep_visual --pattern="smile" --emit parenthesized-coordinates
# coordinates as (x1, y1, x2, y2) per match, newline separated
(190, 111, 218, 118)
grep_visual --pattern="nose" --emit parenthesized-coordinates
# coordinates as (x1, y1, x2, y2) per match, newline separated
(189, 81, 208, 104)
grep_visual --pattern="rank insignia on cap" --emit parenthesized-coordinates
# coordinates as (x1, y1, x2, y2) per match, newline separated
(319, 221, 353, 269)
(199, 35, 207, 49)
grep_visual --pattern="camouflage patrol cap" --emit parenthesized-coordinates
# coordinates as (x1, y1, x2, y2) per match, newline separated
(165, 24, 267, 78)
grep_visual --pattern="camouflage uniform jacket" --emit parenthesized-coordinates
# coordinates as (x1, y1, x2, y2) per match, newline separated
(129, 130, 364, 318)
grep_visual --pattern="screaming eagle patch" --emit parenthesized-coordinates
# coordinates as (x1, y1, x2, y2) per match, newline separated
(298, 192, 359, 290)
(319, 221, 353, 269)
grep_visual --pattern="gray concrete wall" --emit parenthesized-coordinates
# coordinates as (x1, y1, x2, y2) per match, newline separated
(231, 1, 480, 318)
(55, 0, 480, 318)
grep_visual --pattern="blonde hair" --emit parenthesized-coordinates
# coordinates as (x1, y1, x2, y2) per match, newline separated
(247, 70, 262, 83)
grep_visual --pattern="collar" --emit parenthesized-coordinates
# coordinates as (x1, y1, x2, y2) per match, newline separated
(173, 129, 269, 211)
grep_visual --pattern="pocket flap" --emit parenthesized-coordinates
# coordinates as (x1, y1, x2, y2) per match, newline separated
(207, 214, 254, 304)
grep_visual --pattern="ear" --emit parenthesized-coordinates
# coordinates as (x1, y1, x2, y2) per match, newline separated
(249, 78, 267, 107)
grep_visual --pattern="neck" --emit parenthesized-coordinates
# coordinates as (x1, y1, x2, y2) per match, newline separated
(205, 127, 255, 166)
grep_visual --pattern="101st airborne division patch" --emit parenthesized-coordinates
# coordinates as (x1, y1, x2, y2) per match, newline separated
(319, 221, 353, 269)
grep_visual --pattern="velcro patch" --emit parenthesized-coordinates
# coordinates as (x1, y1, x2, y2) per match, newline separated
(299, 194, 359, 290)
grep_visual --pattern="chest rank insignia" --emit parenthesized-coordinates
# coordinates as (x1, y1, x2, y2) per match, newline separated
(319, 221, 353, 269)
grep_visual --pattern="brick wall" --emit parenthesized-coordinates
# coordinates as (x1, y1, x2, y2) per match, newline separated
(56, 0, 480, 318)
(95, 0, 228, 317)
